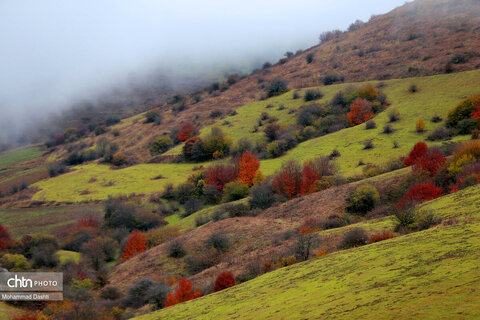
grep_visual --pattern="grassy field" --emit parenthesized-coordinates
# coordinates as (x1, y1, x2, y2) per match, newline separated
(0, 205, 103, 237)
(135, 184, 480, 320)
(30, 70, 480, 202)
(0, 146, 44, 168)
(0, 303, 23, 320)
(32, 163, 203, 202)
(56, 250, 82, 265)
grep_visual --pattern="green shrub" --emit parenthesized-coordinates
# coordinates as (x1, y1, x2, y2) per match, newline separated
(144, 110, 163, 124)
(394, 207, 416, 232)
(150, 136, 173, 155)
(340, 228, 368, 249)
(205, 232, 231, 252)
(346, 184, 380, 215)
(0, 254, 30, 271)
(446, 94, 480, 128)
(182, 198, 202, 217)
(222, 181, 250, 203)
(265, 79, 288, 97)
(304, 89, 323, 101)
(167, 240, 186, 258)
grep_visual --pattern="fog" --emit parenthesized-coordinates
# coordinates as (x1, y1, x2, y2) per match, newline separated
(0, 0, 407, 146)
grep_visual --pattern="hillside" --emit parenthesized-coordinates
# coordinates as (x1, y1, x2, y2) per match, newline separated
(135, 184, 480, 320)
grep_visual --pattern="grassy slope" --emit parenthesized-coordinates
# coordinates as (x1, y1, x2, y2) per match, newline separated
(0, 146, 44, 169)
(0, 303, 23, 320)
(31, 70, 480, 202)
(135, 184, 480, 320)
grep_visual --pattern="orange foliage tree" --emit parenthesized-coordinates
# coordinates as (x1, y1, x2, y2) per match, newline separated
(0, 223, 12, 251)
(120, 231, 147, 260)
(164, 278, 202, 308)
(214, 272, 236, 292)
(237, 151, 260, 186)
(347, 98, 374, 126)
(177, 122, 195, 142)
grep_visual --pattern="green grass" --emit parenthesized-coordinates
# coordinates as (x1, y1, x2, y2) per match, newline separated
(56, 250, 82, 265)
(169, 70, 480, 176)
(32, 163, 203, 202)
(0, 146, 44, 168)
(0, 205, 102, 237)
(135, 185, 480, 320)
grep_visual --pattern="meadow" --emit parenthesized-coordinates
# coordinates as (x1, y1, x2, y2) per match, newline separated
(0, 146, 44, 169)
(135, 184, 480, 320)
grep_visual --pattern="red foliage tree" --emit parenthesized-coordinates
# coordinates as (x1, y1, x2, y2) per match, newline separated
(13, 315, 37, 320)
(77, 213, 100, 230)
(347, 98, 374, 126)
(272, 160, 303, 199)
(205, 165, 238, 191)
(300, 157, 334, 195)
(214, 271, 236, 292)
(177, 123, 195, 142)
(237, 151, 260, 186)
(164, 278, 202, 308)
(472, 103, 480, 127)
(398, 183, 444, 208)
(412, 148, 446, 176)
(120, 231, 147, 260)
(0, 223, 12, 251)
(404, 142, 428, 166)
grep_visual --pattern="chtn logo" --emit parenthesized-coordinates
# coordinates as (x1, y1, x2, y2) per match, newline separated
(7, 275, 33, 288)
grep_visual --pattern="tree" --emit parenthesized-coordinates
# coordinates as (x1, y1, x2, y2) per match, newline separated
(300, 157, 334, 195)
(214, 272, 236, 292)
(77, 213, 100, 230)
(150, 136, 173, 155)
(272, 160, 303, 199)
(358, 85, 378, 101)
(413, 148, 446, 176)
(177, 123, 195, 142)
(237, 151, 260, 186)
(205, 165, 238, 192)
(183, 137, 202, 160)
(347, 99, 374, 126)
(120, 232, 147, 260)
(0, 224, 12, 250)
(164, 279, 202, 308)
(446, 94, 480, 128)
(202, 127, 232, 158)
(416, 119, 426, 133)
(404, 142, 428, 166)
(472, 103, 480, 127)
(398, 183, 443, 208)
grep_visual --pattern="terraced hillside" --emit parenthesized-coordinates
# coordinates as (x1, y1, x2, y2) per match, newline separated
(135, 184, 480, 320)
(31, 69, 480, 202)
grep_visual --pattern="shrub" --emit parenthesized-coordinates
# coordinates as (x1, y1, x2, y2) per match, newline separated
(32, 245, 59, 268)
(202, 127, 232, 158)
(209, 110, 223, 118)
(145, 226, 181, 247)
(388, 109, 400, 122)
(340, 228, 368, 249)
(457, 118, 478, 134)
(394, 207, 416, 231)
(272, 160, 303, 199)
(323, 74, 344, 86)
(205, 165, 237, 192)
(103, 198, 137, 230)
(397, 183, 443, 208)
(125, 278, 155, 308)
(185, 250, 220, 273)
(205, 232, 231, 252)
(346, 184, 380, 215)
(204, 185, 222, 204)
(222, 181, 250, 203)
(408, 84, 418, 93)
(214, 272, 236, 292)
(446, 94, 480, 128)
(431, 115, 443, 123)
(47, 163, 69, 177)
(295, 232, 318, 261)
(174, 183, 196, 204)
(249, 184, 275, 209)
(148, 282, 170, 309)
(306, 53, 314, 64)
(183, 198, 202, 217)
(231, 137, 253, 158)
(363, 139, 374, 150)
(112, 152, 128, 166)
(293, 91, 300, 99)
(404, 142, 428, 166)
(120, 232, 147, 260)
(416, 119, 426, 133)
(177, 122, 195, 142)
(300, 157, 335, 195)
(265, 79, 288, 98)
(237, 151, 260, 186)
(365, 120, 376, 129)
(266, 141, 283, 158)
(383, 124, 394, 134)
(100, 286, 123, 300)
(412, 148, 446, 176)
(358, 85, 378, 101)
(347, 99, 373, 126)
(0, 254, 30, 271)
(304, 89, 323, 102)
(144, 110, 162, 124)
(224, 203, 250, 217)
(428, 126, 451, 141)
(369, 231, 394, 244)
(167, 240, 186, 258)
(416, 211, 442, 230)
(0, 224, 13, 250)
(150, 136, 173, 155)
(164, 279, 202, 308)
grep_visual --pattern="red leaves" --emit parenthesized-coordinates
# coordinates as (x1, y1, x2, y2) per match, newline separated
(120, 231, 147, 260)
(272, 161, 303, 199)
(471, 103, 480, 126)
(404, 142, 428, 166)
(0, 223, 12, 251)
(164, 279, 202, 308)
(237, 151, 260, 186)
(214, 271, 236, 292)
(405, 142, 446, 176)
(347, 98, 374, 126)
(177, 123, 195, 142)
(76, 213, 100, 230)
(205, 165, 238, 192)
(398, 183, 444, 209)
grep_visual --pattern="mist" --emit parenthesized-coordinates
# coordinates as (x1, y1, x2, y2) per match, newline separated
(0, 0, 407, 146)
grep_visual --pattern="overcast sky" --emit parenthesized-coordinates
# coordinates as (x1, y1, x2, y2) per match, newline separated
(0, 0, 408, 142)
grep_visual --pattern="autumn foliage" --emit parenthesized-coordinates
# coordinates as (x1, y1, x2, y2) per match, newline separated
(272, 161, 303, 199)
(77, 213, 100, 230)
(398, 183, 444, 208)
(347, 98, 374, 126)
(205, 164, 238, 191)
(472, 103, 480, 127)
(120, 231, 147, 260)
(413, 148, 446, 176)
(404, 142, 428, 166)
(164, 278, 202, 308)
(13, 315, 37, 320)
(237, 151, 260, 186)
(177, 122, 195, 142)
(214, 271, 236, 292)
(369, 231, 394, 243)
(0, 223, 12, 251)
